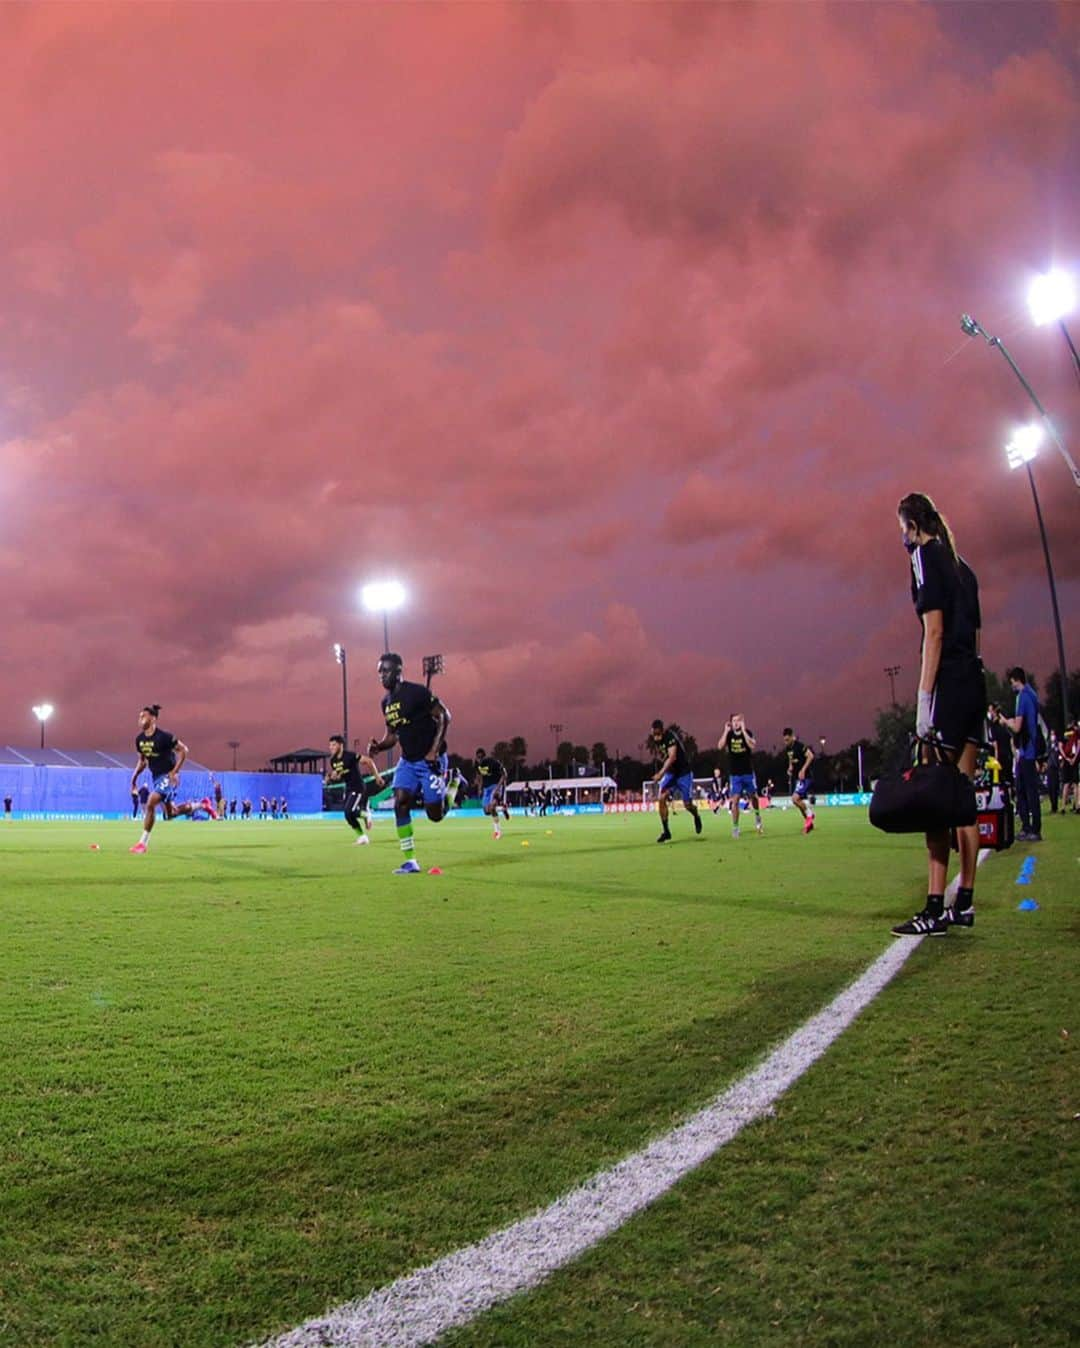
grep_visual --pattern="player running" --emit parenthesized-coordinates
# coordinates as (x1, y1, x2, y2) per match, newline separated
(474, 748, 511, 839)
(326, 734, 385, 845)
(782, 728, 816, 833)
(366, 653, 460, 874)
(718, 713, 762, 837)
(648, 719, 703, 843)
(129, 704, 215, 853)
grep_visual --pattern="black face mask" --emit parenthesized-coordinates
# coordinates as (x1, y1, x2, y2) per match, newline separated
(903, 537, 918, 554)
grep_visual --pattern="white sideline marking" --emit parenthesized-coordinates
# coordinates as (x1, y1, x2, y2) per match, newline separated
(254, 856, 989, 1348)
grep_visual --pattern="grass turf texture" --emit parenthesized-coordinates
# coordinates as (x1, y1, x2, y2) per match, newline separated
(0, 810, 1074, 1346)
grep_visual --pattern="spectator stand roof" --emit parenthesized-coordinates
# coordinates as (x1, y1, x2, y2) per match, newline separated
(0, 746, 215, 772)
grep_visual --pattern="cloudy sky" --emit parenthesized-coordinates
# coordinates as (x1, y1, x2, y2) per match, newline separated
(2, 0, 1078, 768)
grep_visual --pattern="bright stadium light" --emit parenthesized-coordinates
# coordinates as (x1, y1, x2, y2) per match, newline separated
(1028, 269, 1076, 327)
(32, 702, 54, 749)
(1005, 423, 1043, 470)
(360, 579, 406, 652)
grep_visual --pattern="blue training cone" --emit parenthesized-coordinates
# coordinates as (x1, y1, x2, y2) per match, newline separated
(1017, 898, 1040, 912)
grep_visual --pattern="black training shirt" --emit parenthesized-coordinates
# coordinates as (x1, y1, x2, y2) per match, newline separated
(382, 680, 444, 761)
(725, 728, 754, 774)
(476, 755, 505, 787)
(328, 749, 365, 792)
(909, 540, 981, 667)
(136, 728, 178, 779)
(658, 728, 690, 776)
(786, 740, 810, 779)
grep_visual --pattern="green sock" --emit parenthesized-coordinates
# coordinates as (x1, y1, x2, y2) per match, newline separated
(446, 778, 459, 808)
(396, 821, 415, 858)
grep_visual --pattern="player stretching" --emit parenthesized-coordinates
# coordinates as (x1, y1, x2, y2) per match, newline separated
(366, 653, 460, 874)
(782, 728, 816, 833)
(718, 713, 762, 837)
(129, 704, 215, 853)
(326, 734, 385, 845)
(474, 748, 510, 839)
(648, 720, 702, 843)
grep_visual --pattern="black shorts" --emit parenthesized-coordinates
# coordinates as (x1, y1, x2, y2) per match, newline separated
(1061, 760, 1079, 785)
(931, 661, 987, 752)
(344, 789, 370, 816)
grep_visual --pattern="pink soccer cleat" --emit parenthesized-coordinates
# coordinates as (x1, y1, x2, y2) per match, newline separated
(129, 842, 147, 854)
(201, 798, 219, 820)
(803, 815, 815, 835)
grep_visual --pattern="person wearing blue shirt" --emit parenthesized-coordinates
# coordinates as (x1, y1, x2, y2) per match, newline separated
(1002, 667, 1042, 841)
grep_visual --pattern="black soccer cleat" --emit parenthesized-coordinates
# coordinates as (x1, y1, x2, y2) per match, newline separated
(945, 905, 975, 928)
(891, 908, 949, 937)
(693, 813, 703, 835)
(656, 829, 672, 844)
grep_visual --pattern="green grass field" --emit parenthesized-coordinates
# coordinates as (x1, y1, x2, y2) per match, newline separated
(0, 809, 1075, 1347)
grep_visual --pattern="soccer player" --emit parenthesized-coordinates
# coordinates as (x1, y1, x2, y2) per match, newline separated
(782, 728, 816, 833)
(474, 747, 510, 838)
(366, 653, 460, 874)
(648, 719, 702, 843)
(891, 493, 986, 937)
(129, 704, 215, 853)
(326, 734, 385, 845)
(718, 714, 762, 837)
(706, 767, 728, 814)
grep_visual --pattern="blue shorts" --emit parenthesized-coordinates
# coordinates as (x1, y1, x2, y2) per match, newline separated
(392, 757, 446, 806)
(482, 784, 504, 808)
(151, 774, 177, 805)
(730, 773, 758, 798)
(792, 778, 812, 799)
(659, 771, 694, 805)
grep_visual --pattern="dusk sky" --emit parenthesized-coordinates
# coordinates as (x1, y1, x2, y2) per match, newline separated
(2, 1, 1078, 769)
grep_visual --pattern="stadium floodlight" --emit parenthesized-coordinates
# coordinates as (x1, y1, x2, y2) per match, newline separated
(1027, 269, 1076, 327)
(332, 644, 348, 748)
(960, 312, 1080, 490)
(32, 703, 54, 749)
(360, 579, 406, 652)
(1005, 424, 1043, 470)
(1003, 426, 1072, 726)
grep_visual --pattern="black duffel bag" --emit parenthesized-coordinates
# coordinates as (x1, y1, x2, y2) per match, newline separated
(869, 739, 977, 834)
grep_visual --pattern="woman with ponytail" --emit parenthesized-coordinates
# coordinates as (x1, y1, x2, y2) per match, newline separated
(891, 493, 986, 937)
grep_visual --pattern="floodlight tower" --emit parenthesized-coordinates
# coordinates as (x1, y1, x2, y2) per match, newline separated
(884, 666, 901, 706)
(332, 644, 349, 749)
(1004, 425, 1071, 727)
(228, 740, 240, 771)
(960, 312, 1080, 490)
(1028, 268, 1080, 388)
(32, 703, 54, 750)
(360, 580, 407, 654)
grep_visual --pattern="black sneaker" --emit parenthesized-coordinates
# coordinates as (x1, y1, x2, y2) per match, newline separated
(693, 813, 703, 835)
(891, 908, 948, 937)
(945, 905, 975, 928)
(656, 830, 672, 844)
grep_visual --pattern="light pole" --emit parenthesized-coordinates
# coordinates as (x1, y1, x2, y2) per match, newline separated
(333, 644, 349, 748)
(32, 703, 54, 749)
(360, 579, 407, 655)
(960, 312, 1080, 490)
(422, 653, 444, 689)
(1004, 425, 1072, 728)
(549, 723, 563, 776)
(1028, 268, 1080, 389)
(884, 665, 901, 706)
(228, 740, 240, 771)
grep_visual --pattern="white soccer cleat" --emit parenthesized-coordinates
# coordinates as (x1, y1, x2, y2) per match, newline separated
(355, 834, 370, 846)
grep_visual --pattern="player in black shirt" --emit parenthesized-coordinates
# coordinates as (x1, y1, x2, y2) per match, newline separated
(892, 493, 986, 937)
(718, 713, 763, 837)
(129, 703, 214, 852)
(474, 748, 510, 838)
(782, 728, 816, 834)
(326, 734, 385, 846)
(366, 653, 460, 874)
(648, 719, 703, 842)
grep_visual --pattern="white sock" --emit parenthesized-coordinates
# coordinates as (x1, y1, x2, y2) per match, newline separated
(140, 831, 151, 847)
